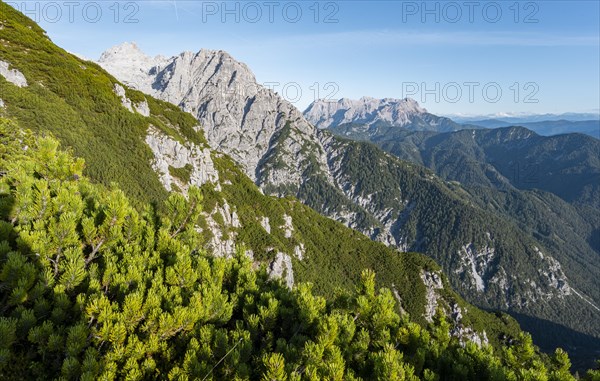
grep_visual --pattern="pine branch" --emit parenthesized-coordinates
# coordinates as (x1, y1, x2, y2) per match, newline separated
(85, 215, 117, 265)
(170, 198, 198, 238)
(201, 338, 243, 381)
(52, 253, 61, 276)
(86, 238, 105, 265)
(36, 193, 47, 221)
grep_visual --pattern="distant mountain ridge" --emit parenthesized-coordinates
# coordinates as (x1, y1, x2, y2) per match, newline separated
(327, 123, 600, 209)
(304, 97, 475, 132)
(450, 112, 600, 123)
(467, 119, 599, 139)
(447, 111, 599, 138)
(303, 97, 599, 138)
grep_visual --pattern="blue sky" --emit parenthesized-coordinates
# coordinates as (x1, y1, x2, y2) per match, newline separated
(8, 0, 600, 116)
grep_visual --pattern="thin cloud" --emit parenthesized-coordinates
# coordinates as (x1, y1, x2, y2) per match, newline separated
(258, 29, 600, 48)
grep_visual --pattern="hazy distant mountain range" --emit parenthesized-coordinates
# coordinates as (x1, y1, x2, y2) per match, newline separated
(451, 113, 599, 138)
(305, 99, 599, 138)
(449, 112, 600, 123)
(463, 119, 599, 138)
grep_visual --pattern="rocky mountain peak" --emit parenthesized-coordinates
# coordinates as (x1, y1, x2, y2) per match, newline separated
(304, 96, 427, 129)
(98, 42, 171, 71)
(98, 42, 170, 92)
(98, 44, 315, 180)
(99, 41, 145, 60)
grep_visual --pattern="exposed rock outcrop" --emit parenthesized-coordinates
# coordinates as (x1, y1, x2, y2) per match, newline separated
(145, 127, 219, 193)
(0, 60, 27, 87)
(268, 252, 294, 288)
(203, 200, 241, 258)
(114, 83, 134, 112)
(421, 270, 444, 322)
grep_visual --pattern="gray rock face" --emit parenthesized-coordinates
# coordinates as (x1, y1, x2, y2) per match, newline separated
(420, 270, 444, 322)
(99, 43, 321, 182)
(268, 252, 294, 288)
(113, 83, 151, 117)
(145, 127, 219, 193)
(101, 44, 316, 180)
(304, 97, 426, 129)
(449, 303, 489, 347)
(203, 199, 241, 258)
(0, 60, 28, 87)
(134, 100, 150, 117)
(456, 243, 496, 293)
(281, 214, 294, 239)
(421, 271, 489, 346)
(293, 243, 305, 261)
(260, 216, 271, 234)
(114, 83, 134, 112)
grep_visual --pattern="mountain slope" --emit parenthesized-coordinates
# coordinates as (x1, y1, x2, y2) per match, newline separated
(0, 1, 525, 354)
(327, 125, 600, 209)
(324, 124, 600, 303)
(95, 41, 600, 366)
(323, 118, 600, 369)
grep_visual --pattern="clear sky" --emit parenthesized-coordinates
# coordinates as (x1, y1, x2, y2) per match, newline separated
(8, 0, 600, 116)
